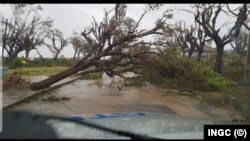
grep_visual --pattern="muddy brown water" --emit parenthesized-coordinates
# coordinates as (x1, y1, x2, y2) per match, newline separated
(2, 75, 75, 108)
(7, 74, 235, 120)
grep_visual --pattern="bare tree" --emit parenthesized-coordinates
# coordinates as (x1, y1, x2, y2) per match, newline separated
(230, 30, 248, 56)
(45, 29, 68, 62)
(172, 21, 210, 59)
(29, 4, 169, 91)
(168, 22, 190, 56)
(70, 33, 93, 60)
(0, 4, 52, 63)
(194, 4, 249, 73)
(179, 25, 197, 57)
(70, 34, 83, 60)
(195, 25, 212, 59)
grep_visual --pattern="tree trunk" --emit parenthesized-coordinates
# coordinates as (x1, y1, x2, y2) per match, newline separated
(2, 19, 7, 58)
(54, 53, 59, 62)
(8, 53, 18, 68)
(2, 47, 4, 58)
(188, 52, 192, 57)
(182, 51, 186, 57)
(29, 62, 92, 91)
(9, 59, 16, 68)
(197, 50, 203, 61)
(188, 48, 194, 57)
(214, 46, 224, 74)
(8, 56, 15, 66)
(35, 48, 44, 60)
(25, 49, 29, 60)
(73, 50, 77, 60)
(77, 52, 80, 59)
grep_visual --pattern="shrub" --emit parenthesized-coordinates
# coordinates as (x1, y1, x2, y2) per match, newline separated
(11, 57, 24, 68)
(56, 58, 75, 66)
(43, 59, 53, 67)
(223, 87, 250, 118)
(135, 50, 229, 92)
(12, 58, 76, 67)
(26, 58, 53, 67)
(193, 62, 229, 91)
(222, 53, 245, 82)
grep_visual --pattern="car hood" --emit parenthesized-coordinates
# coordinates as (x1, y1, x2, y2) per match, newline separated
(47, 112, 219, 139)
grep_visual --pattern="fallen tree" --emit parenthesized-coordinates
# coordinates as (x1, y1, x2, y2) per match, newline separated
(29, 4, 170, 91)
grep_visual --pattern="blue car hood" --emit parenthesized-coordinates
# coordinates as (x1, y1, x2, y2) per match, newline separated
(47, 112, 219, 139)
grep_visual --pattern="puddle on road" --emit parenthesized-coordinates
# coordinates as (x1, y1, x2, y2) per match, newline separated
(10, 75, 233, 120)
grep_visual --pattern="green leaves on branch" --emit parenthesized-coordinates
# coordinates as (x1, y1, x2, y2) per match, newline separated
(155, 9, 174, 36)
(136, 49, 229, 92)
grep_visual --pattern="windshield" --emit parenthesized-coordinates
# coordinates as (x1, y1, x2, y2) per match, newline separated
(1, 3, 250, 139)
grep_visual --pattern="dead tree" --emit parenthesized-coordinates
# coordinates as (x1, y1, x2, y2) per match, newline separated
(70, 34, 84, 60)
(194, 4, 249, 73)
(169, 22, 190, 56)
(29, 4, 167, 91)
(70, 32, 92, 60)
(179, 25, 197, 57)
(196, 25, 212, 59)
(1, 4, 52, 63)
(230, 30, 248, 56)
(45, 29, 68, 62)
(187, 24, 213, 59)
(173, 21, 210, 59)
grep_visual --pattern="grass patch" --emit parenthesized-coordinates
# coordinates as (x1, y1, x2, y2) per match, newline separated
(6, 66, 68, 76)
(223, 87, 250, 118)
(198, 86, 250, 119)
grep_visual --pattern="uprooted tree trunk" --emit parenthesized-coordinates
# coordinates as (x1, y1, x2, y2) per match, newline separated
(29, 4, 169, 91)
(30, 60, 93, 90)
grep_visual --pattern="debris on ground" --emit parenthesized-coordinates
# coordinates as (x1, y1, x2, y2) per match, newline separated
(162, 89, 179, 96)
(41, 96, 71, 101)
(3, 74, 30, 92)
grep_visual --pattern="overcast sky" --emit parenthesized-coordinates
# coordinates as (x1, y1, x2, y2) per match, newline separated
(0, 4, 241, 59)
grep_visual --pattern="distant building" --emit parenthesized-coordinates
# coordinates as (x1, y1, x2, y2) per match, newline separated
(202, 45, 216, 60)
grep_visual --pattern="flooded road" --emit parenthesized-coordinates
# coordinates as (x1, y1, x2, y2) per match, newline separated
(2, 75, 75, 108)
(9, 74, 234, 120)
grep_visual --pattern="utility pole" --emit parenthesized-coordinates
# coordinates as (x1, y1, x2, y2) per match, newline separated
(243, 30, 250, 82)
